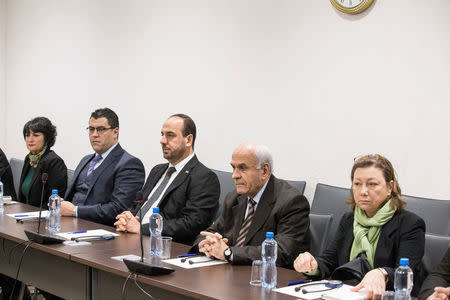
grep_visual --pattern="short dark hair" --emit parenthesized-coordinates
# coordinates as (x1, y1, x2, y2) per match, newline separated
(90, 108, 119, 129)
(23, 117, 57, 148)
(170, 113, 196, 149)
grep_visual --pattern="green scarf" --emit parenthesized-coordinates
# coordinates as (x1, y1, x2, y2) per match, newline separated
(349, 199, 396, 268)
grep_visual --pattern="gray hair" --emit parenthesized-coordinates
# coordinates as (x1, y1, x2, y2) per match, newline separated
(254, 144, 273, 173)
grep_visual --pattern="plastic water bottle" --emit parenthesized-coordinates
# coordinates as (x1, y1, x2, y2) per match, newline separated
(0, 176, 4, 214)
(394, 258, 414, 300)
(149, 207, 163, 262)
(47, 189, 61, 233)
(261, 232, 277, 290)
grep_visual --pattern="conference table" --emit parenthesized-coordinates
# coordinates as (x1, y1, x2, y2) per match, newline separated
(0, 203, 308, 299)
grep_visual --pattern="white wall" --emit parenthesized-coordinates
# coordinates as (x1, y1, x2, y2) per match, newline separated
(0, 0, 5, 147)
(3, 0, 450, 202)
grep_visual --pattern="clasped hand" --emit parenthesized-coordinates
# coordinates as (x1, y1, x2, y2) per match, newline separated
(294, 252, 387, 300)
(198, 231, 229, 260)
(114, 211, 140, 233)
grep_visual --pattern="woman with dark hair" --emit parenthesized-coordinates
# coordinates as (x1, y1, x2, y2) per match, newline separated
(294, 154, 426, 299)
(19, 117, 67, 207)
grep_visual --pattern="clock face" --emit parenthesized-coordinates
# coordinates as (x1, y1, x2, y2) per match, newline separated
(330, 0, 374, 14)
(337, 0, 364, 8)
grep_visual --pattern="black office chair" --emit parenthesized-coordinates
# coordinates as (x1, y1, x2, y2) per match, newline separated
(311, 183, 352, 248)
(9, 158, 24, 197)
(423, 233, 450, 273)
(309, 213, 333, 257)
(67, 168, 75, 186)
(211, 169, 235, 220)
(286, 180, 306, 195)
(402, 194, 450, 235)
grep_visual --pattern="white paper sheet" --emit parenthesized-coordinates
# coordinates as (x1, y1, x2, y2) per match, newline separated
(55, 229, 119, 240)
(111, 254, 142, 261)
(274, 282, 366, 300)
(7, 210, 49, 219)
(162, 256, 228, 269)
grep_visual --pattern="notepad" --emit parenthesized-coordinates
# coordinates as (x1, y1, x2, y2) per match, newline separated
(7, 211, 50, 220)
(55, 229, 119, 240)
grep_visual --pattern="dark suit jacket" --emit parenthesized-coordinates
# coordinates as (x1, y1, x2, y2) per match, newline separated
(192, 175, 310, 268)
(0, 148, 17, 202)
(137, 155, 220, 245)
(18, 149, 67, 208)
(419, 246, 450, 300)
(65, 144, 145, 226)
(315, 210, 426, 296)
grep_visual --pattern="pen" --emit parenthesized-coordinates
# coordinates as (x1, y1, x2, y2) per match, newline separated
(288, 279, 312, 286)
(72, 231, 87, 234)
(14, 214, 30, 217)
(178, 254, 197, 258)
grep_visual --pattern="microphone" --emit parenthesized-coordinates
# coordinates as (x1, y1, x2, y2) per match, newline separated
(123, 191, 175, 276)
(23, 173, 64, 244)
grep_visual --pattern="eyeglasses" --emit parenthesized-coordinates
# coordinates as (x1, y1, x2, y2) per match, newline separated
(353, 154, 384, 163)
(86, 126, 114, 134)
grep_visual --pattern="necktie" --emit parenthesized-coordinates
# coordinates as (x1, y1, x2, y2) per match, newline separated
(140, 166, 177, 217)
(235, 198, 256, 247)
(87, 154, 103, 176)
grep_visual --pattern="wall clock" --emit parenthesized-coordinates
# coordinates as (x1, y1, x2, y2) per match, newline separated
(330, 0, 375, 14)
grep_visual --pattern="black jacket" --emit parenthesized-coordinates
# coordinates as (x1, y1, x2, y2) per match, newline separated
(137, 155, 220, 245)
(315, 210, 426, 296)
(0, 148, 17, 201)
(19, 149, 67, 208)
(192, 175, 311, 268)
(419, 246, 450, 300)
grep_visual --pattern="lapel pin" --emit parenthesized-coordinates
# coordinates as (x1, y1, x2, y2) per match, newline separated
(185, 170, 190, 174)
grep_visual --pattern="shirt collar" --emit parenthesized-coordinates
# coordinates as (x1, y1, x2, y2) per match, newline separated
(96, 142, 118, 160)
(170, 153, 195, 172)
(249, 177, 270, 205)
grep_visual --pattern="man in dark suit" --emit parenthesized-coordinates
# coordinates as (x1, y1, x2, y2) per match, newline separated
(61, 108, 145, 226)
(114, 114, 220, 245)
(193, 142, 310, 268)
(419, 246, 450, 300)
(0, 147, 17, 201)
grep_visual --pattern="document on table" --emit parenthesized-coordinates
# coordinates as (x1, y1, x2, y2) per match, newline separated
(274, 282, 366, 300)
(163, 256, 228, 269)
(7, 210, 49, 220)
(55, 229, 119, 240)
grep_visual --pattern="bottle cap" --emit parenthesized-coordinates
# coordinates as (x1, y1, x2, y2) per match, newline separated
(399, 258, 409, 266)
(52, 189, 58, 195)
(266, 232, 274, 238)
(153, 207, 160, 213)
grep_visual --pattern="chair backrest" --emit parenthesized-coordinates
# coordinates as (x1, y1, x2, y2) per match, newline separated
(423, 233, 450, 273)
(286, 180, 306, 195)
(402, 194, 450, 235)
(309, 213, 333, 257)
(67, 169, 75, 186)
(9, 158, 24, 197)
(211, 169, 235, 220)
(311, 183, 352, 247)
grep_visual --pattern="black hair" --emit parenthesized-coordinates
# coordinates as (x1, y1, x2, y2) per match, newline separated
(23, 117, 57, 148)
(90, 108, 119, 128)
(170, 113, 196, 149)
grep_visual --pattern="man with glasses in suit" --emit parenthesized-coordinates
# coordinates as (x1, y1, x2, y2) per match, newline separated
(61, 107, 145, 226)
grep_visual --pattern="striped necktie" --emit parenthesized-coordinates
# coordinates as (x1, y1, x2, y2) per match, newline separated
(235, 198, 256, 247)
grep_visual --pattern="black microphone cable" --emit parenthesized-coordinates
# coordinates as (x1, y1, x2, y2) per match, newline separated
(133, 274, 156, 300)
(8, 241, 33, 300)
(121, 272, 133, 300)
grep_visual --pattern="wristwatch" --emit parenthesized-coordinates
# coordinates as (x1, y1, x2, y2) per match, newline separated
(224, 247, 232, 262)
(378, 268, 388, 283)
